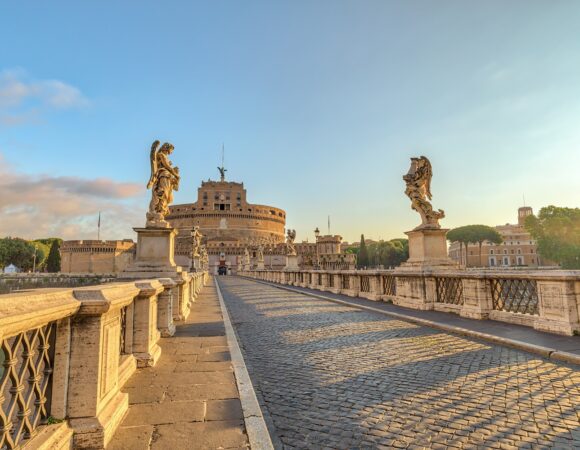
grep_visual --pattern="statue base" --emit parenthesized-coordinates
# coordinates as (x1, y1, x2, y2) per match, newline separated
(285, 255, 299, 270)
(191, 257, 202, 272)
(257, 261, 265, 270)
(396, 228, 458, 272)
(122, 227, 183, 277)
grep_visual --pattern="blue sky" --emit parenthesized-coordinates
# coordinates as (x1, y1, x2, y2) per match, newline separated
(1, 1, 579, 242)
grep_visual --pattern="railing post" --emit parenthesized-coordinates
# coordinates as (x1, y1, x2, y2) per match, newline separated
(68, 284, 139, 449)
(535, 278, 580, 335)
(157, 278, 176, 337)
(460, 277, 492, 319)
(394, 273, 435, 310)
(132, 280, 163, 367)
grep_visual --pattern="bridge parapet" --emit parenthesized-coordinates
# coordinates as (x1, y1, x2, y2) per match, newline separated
(0, 271, 208, 450)
(239, 268, 580, 336)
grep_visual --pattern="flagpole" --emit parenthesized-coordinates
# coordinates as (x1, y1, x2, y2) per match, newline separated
(97, 212, 101, 241)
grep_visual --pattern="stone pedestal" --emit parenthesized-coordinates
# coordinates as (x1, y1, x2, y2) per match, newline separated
(399, 228, 457, 270)
(285, 255, 299, 270)
(124, 227, 180, 276)
(393, 228, 458, 310)
(257, 260, 265, 270)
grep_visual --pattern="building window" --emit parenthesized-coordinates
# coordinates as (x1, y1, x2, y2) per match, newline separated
(490, 250, 494, 255)
(503, 257, 509, 266)
(517, 256, 523, 265)
(489, 257, 496, 266)
(517, 249, 521, 254)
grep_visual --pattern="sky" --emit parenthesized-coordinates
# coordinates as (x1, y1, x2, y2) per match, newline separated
(1, 1, 579, 243)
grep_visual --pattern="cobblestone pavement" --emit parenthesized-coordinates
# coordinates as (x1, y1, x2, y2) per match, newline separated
(218, 277, 580, 450)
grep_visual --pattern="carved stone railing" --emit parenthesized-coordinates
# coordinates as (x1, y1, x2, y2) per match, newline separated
(239, 269, 580, 336)
(0, 270, 208, 450)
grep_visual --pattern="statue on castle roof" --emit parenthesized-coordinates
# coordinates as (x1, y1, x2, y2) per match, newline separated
(218, 166, 227, 182)
(285, 229, 297, 256)
(403, 156, 445, 230)
(147, 140, 180, 228)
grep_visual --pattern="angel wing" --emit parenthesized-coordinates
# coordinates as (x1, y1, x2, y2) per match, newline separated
(147, 141, 160, 189)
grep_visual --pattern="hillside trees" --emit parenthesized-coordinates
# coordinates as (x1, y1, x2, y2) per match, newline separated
(525, 206, 580, 269)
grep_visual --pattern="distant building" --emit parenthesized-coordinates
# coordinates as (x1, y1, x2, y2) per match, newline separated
(448, 207, 556, 268)
(295, 235, 356, 270)
(60, 240, 136, 273)
(3, 264, 20, 274)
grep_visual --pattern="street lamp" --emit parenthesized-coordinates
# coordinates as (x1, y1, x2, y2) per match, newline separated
(314, 227, 320, 269)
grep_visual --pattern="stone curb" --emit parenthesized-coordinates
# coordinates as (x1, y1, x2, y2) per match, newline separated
(214, 279, 275, 450)
(248, 278, 580, 367)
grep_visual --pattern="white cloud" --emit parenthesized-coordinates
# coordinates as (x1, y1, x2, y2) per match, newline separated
(0, 153, 146, 240)
(0, 68, 89, 126)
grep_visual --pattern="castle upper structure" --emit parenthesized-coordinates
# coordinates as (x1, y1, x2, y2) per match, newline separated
(166, 173, 286, 269)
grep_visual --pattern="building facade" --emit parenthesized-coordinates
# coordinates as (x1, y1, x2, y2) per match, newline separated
(60, 240, 136, 273)
(448, 207, 554, 268)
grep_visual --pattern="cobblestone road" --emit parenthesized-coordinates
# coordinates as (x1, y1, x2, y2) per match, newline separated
(218, 277, 580, 450)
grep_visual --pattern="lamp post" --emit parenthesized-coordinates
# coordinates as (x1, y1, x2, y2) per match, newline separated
(314, 227, 320, 270)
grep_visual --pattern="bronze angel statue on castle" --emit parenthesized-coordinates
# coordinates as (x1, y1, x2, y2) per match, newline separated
(403, 156, 445, 230)
(146, 140, 180, 228)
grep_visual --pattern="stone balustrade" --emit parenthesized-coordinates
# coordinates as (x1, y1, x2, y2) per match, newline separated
(0, 271, 208, 450)
(240, 268, 580, 336)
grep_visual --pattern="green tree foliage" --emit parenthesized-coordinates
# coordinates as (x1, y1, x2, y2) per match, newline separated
(46, 240, 62, 272)
(357, 234, 369, 268)
(525, 206, 580, 269)
(0, 238, 37, 271)
(366, 239, 409, 268)
(447, 225, 502, 267)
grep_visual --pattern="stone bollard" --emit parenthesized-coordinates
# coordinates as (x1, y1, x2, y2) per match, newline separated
(68, 283, 140, 449)
(133, 280, 164, 367)
(157, 278, 177, 337)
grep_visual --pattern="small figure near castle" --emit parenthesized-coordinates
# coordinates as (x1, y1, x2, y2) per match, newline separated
(147, 140, 180, 228)
(403, 156, 445, 230)
(285, 229, 297, 256)
(191, 226, 203, 257)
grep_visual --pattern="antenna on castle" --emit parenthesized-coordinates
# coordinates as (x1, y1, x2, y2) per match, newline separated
(218, 143, 227, 182)
(523, 194, 526, 207)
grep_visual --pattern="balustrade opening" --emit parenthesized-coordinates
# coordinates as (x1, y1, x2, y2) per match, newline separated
(0, 323, 56, 450)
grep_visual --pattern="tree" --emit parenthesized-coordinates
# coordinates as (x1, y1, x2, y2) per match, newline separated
(447, 225, 502, 267)
(357, 234, 369, 269)
(0, 238, 37, 271)
(364, 239, 409, 268)
(525, 206, 580, 269)
(46, 240, 62, 272)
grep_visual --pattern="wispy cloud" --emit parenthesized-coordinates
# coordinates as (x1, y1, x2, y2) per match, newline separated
(0, 68, 89, 127)
(0, 153, 146, 240)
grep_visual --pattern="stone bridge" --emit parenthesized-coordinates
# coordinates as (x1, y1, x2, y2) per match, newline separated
(1, 268, 580, 449)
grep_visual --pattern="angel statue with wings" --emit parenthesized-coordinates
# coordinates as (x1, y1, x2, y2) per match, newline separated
(403, 156, 445, 230)
(146, 140, 180, 228)
(285, 229, 297, 256)
(191, 226, 203, 258)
